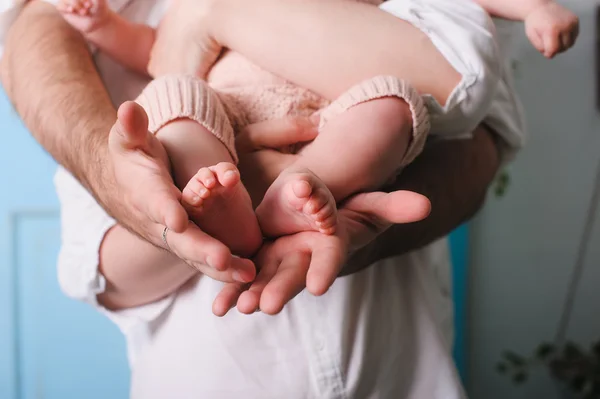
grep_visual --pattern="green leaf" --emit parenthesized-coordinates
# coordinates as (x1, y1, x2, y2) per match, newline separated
(535, 343, 556, 360)
(513, 371, 528, 384)
(496, 362, 508, 374)
(592, 341, 600, 359)
(494, 171, 511, 198)
(570, 376, 587, 393)
(503, 350, 526, 366)
(564, 342, 584, 360)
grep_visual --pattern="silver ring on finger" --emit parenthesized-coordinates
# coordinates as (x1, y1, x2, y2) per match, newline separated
(162, 226, 171, 251)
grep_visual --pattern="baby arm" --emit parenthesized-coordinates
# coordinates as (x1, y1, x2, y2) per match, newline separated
(57, 0, 154, 75)
(474, 0, 579, 58)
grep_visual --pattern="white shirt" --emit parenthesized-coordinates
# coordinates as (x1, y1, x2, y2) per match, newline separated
(0, 1, 525, 398)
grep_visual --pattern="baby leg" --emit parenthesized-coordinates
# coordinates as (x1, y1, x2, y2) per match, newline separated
(137, 75, 262, 257)
(256, 77, 428, 237)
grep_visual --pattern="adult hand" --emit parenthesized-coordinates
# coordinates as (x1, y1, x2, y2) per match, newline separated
(210, 114, 431, 316)
(105, 101, 255, 281)
(212, 190, 430, 316)
(148, 0, 222, 78)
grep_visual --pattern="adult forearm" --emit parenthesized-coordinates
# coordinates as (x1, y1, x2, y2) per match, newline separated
(1, 1, 115, 196)
(342, 124, 501, 275)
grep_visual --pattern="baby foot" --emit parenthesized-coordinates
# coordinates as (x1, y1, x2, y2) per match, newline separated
(182, 162, 263, 257)
(57, 0, 110, 33)
(182, 162, 240, 211)
(256, 168, 337, 237)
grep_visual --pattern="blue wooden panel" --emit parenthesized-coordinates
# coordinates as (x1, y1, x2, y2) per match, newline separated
(1, 89, 129, 398)
(14, 213, 129, 399)
(449, 224, 469, 384)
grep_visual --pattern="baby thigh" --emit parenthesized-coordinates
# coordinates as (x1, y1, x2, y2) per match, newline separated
(380, 0, 501, 139)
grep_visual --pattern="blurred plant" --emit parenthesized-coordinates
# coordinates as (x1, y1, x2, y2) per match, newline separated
(495, 128, 600, 397)
(494, 170, 511, 197)
(497, 341, 600, 398)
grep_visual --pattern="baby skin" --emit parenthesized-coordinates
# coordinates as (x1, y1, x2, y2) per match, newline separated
(156, 119, 262, 257)
(58, 0, 417, 246)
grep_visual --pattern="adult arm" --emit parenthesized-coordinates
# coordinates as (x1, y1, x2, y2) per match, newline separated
(238, 122, 500, 279)
(2, 0, 115, 193)
(1, 2, 253, 308)
(341, 124, 500, 276)
(212, 123, 500, 315)
(2, 1, 188, 236)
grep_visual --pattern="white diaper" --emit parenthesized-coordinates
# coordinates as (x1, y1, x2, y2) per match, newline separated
(380, 0, 500, 139)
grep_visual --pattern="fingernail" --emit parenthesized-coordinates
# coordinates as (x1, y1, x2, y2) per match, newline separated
(191, 196, 200, 203)
(309, 113, 321, 126)
(224, 170, 237, 178)
(233, 271, 245, 283)
(206, 256, 215, 268)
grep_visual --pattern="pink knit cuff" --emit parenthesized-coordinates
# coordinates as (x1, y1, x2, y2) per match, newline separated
(320, 76, 430, 167)
(135, 75, 237, 163)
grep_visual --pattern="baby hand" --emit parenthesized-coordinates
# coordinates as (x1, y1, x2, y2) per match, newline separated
(57, 0, 110, 34)
(525, 2, 579, 58)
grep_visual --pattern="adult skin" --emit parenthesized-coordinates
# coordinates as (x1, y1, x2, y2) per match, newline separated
(1, 1, 499, 315)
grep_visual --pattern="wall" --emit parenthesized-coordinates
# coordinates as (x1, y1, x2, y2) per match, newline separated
(469, 1, 600, 398)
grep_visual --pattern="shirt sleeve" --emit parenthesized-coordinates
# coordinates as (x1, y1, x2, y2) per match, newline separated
(54, 166, 176, 337)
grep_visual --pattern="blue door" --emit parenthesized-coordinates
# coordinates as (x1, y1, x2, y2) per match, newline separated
(0, 90, 129, 399)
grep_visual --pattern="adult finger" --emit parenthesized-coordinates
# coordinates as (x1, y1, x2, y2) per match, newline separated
(110, 101, 153, 152)
(259, 251, 311, 315)
(212, 282, 249, 317)
(166, 223, 256, 282)
(190, 257, 255, 285)
(305, 240, 345, 297)
(236, 115, 318, 154)
(109, 102, 189, 232)
(141, 182, 188, 233)
(342, 190, 431, 225)
(236, 246, 282, 314)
